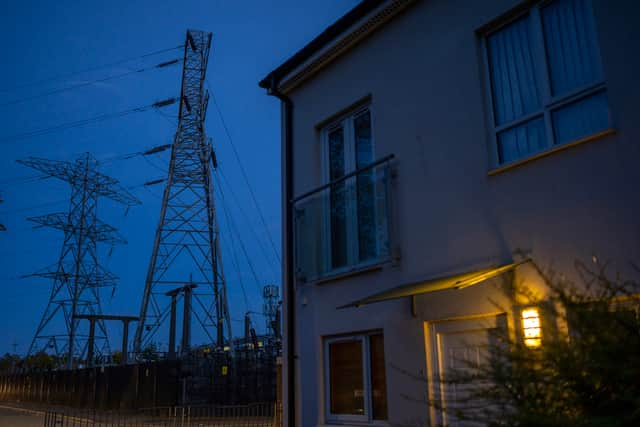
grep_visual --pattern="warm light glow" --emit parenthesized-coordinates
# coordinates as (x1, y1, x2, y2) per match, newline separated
(522, 307, 542, 347)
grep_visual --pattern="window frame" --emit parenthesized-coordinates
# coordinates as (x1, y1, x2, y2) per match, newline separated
(481, 0, 610, 169)
(320, 105, 380, 276)
(323, 332, 387, 425)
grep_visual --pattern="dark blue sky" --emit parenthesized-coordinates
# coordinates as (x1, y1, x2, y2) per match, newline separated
(0, 0, 360, 355)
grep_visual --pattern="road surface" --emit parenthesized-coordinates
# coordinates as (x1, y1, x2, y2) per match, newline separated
(0, 406, 43, 427)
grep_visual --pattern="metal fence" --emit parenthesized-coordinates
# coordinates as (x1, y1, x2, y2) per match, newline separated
(43, 402, 279, 426)
(2, 350, 279, 409)
(1, 361, 180, 410)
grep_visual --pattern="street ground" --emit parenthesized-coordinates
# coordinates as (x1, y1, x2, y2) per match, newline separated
(0, 405, 44, 427)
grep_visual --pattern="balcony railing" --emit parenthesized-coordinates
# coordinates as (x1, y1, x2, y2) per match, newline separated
(293, 155, 394, 282)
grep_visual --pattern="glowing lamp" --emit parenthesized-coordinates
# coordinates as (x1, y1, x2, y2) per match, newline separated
(521, 307, 542, 348)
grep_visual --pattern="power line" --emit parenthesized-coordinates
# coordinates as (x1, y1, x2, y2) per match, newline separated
(216, 173, 265, 298)
(0, 98, 177, 144)
(153, 108, 178, 127)
(216, 168, 279, 282)
(142, 154, 169, 173)
(0, 45, 183, 94)
(0, 199, 68, 215)
(206, 83, 282, 264)
(0, 58, 180, 108)
(0, 174, 51, 186)
(219, 229, 250, 312)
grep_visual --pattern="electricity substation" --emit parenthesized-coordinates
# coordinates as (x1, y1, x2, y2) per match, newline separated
(0, 29, 281, 410)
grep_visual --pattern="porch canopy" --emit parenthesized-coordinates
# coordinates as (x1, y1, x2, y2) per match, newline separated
(337, 259, 530, 309)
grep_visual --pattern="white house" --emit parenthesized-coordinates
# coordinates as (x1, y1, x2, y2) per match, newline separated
(259, 0, 640, 425)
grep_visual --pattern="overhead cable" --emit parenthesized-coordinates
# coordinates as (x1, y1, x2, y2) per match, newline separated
(0, 45, 183, 93)
(0, 97, 177, 144)
(216, 172, 266, 298)
(0, 59, 180, 108)
(207, 83, 282, 264)
(216, 168, 279, 282)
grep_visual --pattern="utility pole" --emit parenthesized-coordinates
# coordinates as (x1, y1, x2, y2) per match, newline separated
(19, 153, 139, 368)
(134, 29, 231, 354)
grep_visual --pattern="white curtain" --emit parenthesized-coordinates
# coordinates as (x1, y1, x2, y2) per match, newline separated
(553, 91, 609, 145)
(542, 0, 603, 96)
(543, 0, 609, 145)
(488, 16, 541, 126)
(498, 117, 547, 163)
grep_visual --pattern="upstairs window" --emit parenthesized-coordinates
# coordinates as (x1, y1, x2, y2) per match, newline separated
(483, 0, 611, 166)
(326, 109, 376, 269)
(292, 105, 392, 283)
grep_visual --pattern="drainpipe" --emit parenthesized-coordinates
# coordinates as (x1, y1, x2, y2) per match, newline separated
(266, 75, 295, 427)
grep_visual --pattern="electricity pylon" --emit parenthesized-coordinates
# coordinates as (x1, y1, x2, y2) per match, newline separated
(263, 285, 280, 338)
(134, 29, 232, 354)
(19, 153, 139, 368)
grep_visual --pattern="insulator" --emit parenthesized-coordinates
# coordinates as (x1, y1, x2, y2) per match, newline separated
(143, 144, 171, 155)
(210, 147, 218, 169)
(144, 178, 165, 186)
(153, 98, 177, 108)
(156, 59, 179, 68)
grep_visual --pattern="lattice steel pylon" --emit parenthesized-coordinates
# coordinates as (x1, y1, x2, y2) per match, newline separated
(134, 29, 232, 354)
(262, 285, 279, 337)
(19, 153, 140, 369)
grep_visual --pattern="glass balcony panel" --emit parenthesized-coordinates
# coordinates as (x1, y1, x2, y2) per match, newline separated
(294, 159, 392, 282)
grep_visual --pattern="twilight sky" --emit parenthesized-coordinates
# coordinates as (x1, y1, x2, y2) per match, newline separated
(0, 0, 360, 355)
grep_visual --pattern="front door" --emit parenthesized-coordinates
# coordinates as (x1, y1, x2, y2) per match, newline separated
(428, 314, 506, 427)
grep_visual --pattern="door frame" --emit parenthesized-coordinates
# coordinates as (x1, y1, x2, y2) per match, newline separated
(423, 312, 509, 426)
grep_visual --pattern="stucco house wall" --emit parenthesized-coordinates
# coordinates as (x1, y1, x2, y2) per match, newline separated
(275, 0, 640, 425)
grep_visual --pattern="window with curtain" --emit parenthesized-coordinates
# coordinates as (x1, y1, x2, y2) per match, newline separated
(325, 333, 388, 423)
(484, 0, 610, 166)
(323, 107, 381, 273)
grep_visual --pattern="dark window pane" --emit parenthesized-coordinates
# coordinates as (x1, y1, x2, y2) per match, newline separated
(330, 340, 364, 415)
(542, 0, 603, 96)
(354, 111, 377, 262)
(328, 127, 348, 269)
(370, 334, 388, 420)
(552, 90, 609, 145)
(487, 16, 541, 126)
(497, 116, 547, 163)
(354, 111, 373, 169)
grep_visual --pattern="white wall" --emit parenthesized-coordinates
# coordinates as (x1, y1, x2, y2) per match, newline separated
(282, 0, 640, 425)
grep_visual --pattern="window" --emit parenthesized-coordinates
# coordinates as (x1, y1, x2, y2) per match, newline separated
(293, 106, 391, 283)
(483, 0, 611, 166)
(325, 333, 388, 423)
(323, 108, 382, 272)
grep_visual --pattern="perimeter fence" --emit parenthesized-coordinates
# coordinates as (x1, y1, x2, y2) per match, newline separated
(43, 401, 280, 427)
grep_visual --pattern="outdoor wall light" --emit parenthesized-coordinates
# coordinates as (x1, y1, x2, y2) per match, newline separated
(521, 307, 542, 348)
